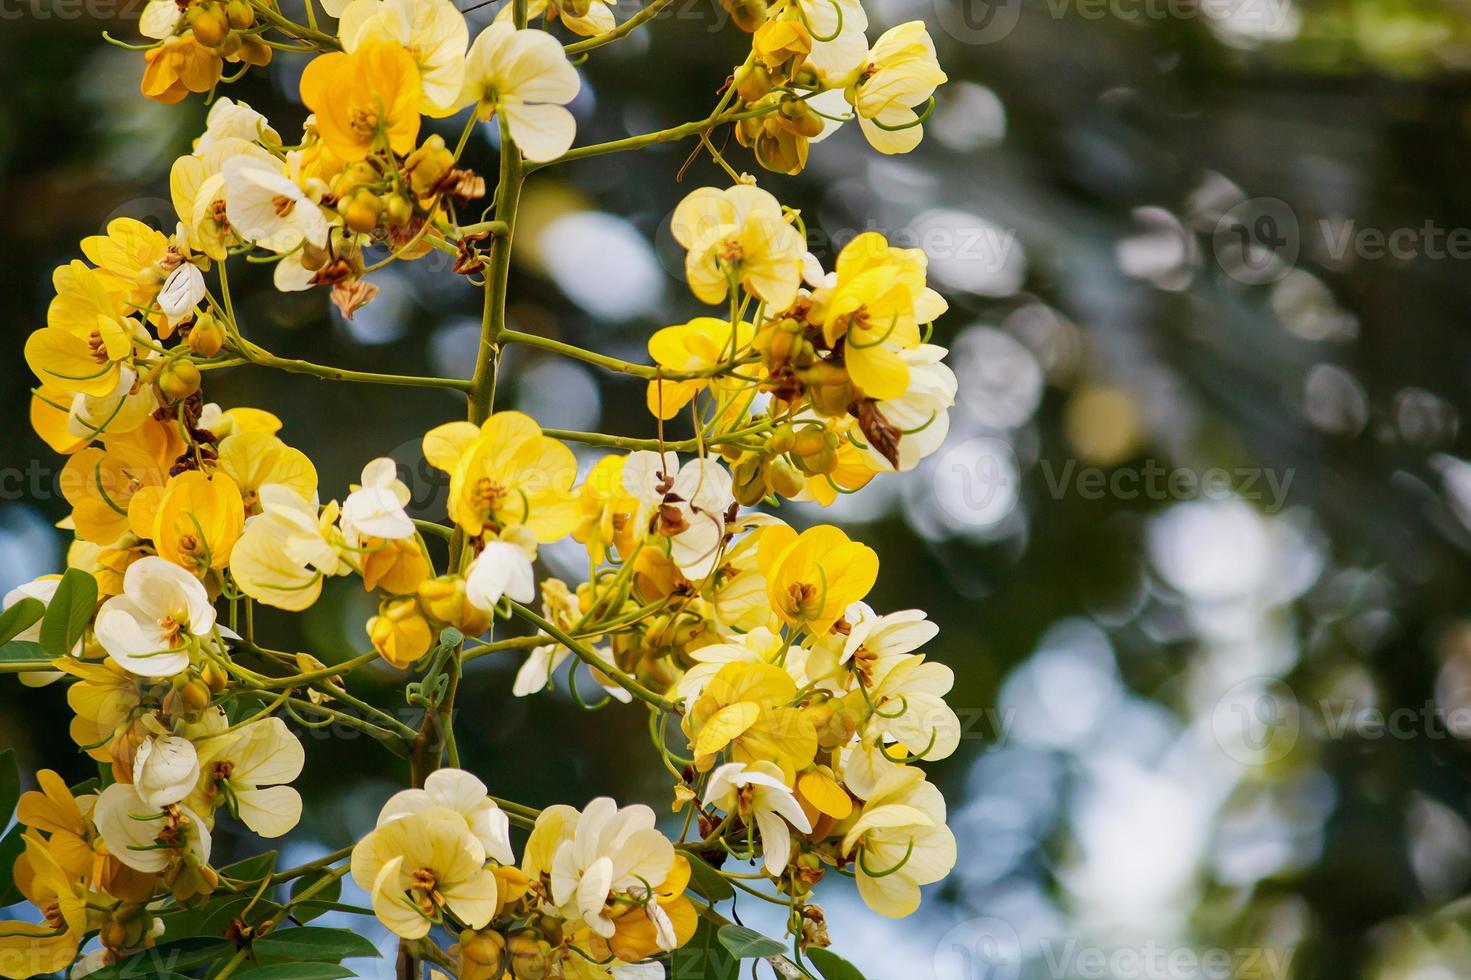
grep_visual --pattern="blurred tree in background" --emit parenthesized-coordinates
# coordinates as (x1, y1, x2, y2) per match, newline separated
(8, 0, 1471, 976)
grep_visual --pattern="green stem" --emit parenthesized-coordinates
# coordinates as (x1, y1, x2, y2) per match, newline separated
(564, 0, 675, 54)
(532, 104, 779, 169)
(505, 599, 678, 712)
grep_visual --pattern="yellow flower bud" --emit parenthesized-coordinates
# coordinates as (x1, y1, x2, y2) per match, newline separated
(187, 313, 225, 357)
(405, 134, 454, 199)
(190, 4, 227, 46)
(458, 928, 507, 979)
(157, 359, 202, 401)
(734, 62, 772, 104)
(236, 36, 272, 66)
(719, 0, 768, 32)
(383, 193, 414, 229)
(507, 933, 553, 980)
(418, 575, 491, 638)
(342, 189, 383, 234)
(731, 452, 768, 507)
(797, 361, 855, 417)
(225, 0, 254, 29)
(367, 598, 433, 668)
(764, 455, 806, 498)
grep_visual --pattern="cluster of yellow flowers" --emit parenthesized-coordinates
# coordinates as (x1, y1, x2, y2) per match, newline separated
(0, 0, 961, 975)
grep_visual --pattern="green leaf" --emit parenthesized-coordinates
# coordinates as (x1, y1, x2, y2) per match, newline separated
(807, 947, 867, 980)
(0, 747, 18, 822)
(717, 923, 788, 959)
(251, 926, 380, 962)
(0, 597, 43, 646)
(232, 965, 357, 979)
(219, 850, 279, 883)
(681, 849, 736, 902)
(85, 937, 233, 978)
(0, 640, 46, 664)
(673, 917, 740, 980)
(38, 568, 96, 658)
(290, 869, 343, 923)
(0, 825, 26, 906)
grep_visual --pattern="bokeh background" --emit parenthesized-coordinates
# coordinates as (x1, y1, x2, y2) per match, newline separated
(8, 0, 1471, 976)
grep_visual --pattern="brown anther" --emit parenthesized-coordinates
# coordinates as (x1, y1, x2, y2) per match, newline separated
(272, 194, 296, 217)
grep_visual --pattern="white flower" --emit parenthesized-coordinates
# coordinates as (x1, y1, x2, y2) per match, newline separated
(191, 717, 305, 838)
(377, 768, 514, 864)
(464, 531, 537, 612)
(841, 602, 939, 665)
(670, 185, 806, 311)
(546, 798, 676, 939)
(704, 761, 812, 875)
(196, 97, 280, 153)
(341, 457, 415, 541)
(133, 734, 201, 809)
(339, 0, 469, 115)
(863, 345, 956, 472)
(157, 263, 206, 326)
(623, 451, 734, 581)
(222, 156, 330, 255)
(68, 365, 156, 442)
(139, 0, 183, 38)
(458, 23, 581, 163)
(675, 627, 784, 704)
(94, 782, 212, 874)
(230, 485, 346, 611)
(95, 556, 217, 677)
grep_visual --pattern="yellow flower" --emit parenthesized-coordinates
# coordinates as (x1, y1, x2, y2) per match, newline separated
(56, 659, 144, 764)
(361, 537, 432, 595)
(0, 834, 87, 979)
(803, 432, 876, 506)
(80, 217, 172, 313)
(368, 596, 435, 668)
(337, 0, 468, 116)
(671, 185, 805, 311)
(841, 767, 955, 917)
(190, 717, 305, 838)
(644, 316, 755, 420)
(351, 806, 500, 939)
(571, 455, 640, 565)
(753, 19, 812, 71)
(229, 486, 345, 611)
(686, 661, 817, 782)
(30, 387, 91, 456)
(814, 232, 945, 400)
(422, 410, 579, 542)
(59, 438, 172, 545)
(131, 470, 244, 575)
(756, 523, 877, 633)
(215, 430, 318, 516)
(300, 41, 423, 162)
(141, 35, 222, 104)
(849, 21, 947, 154)
(457, 23, 581, 163)
(25, 262, 134, 399)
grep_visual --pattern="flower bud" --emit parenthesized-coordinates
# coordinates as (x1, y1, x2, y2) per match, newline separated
(217, 30, 242, 58)
(731, 452, 768, 507)
(418, 575, 491, 638)
(507, 932, 553, 980)
(733, 62, 772, 104)
(186, 313, 225, 357)
(157, 360, 202, 401)
(367, 598, 433, 668)
(190, 4, 227, 46)
(383, 192, 414, 229)
(342, 189, 383, 234)
(225, 0, 254, 28)
(200, 660, 229, 693)
(797, 361, 855, 417)
(719, 0, 767, 32)
(458, 928, 507, 980)
(236, 36, 272, 67)
(789, 425, 839, 476)
(405, 135, 454, 199)
(764, 456, 806, 498)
